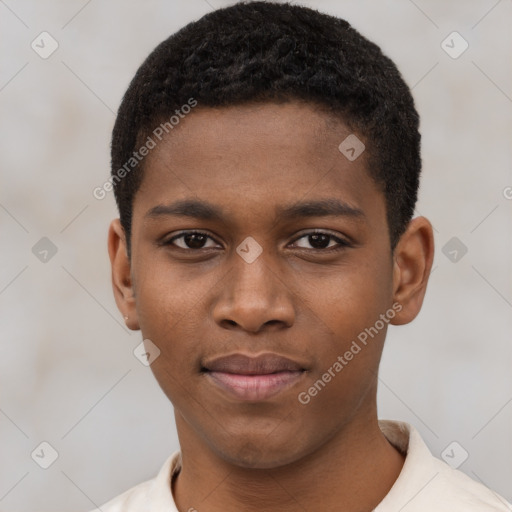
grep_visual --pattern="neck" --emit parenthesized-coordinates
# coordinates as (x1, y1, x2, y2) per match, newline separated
(172, 411, 405, 512)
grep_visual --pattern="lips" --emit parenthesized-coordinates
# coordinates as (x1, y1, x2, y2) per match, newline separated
(202, 353, 307, 401)
(202, 353, 305, 374)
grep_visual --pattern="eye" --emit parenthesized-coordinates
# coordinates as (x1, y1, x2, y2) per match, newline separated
(290, 230, 350, 251)
(165, 231, 220, 250)
(163, 230, 350, 252)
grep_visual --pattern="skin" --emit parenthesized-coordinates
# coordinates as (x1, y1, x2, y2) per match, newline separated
(108, 101, 434, 512)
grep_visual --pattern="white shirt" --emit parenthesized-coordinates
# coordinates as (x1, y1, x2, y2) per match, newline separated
(92, 420, 511, 511)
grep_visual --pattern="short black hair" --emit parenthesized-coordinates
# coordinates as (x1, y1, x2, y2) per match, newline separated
(111, 0, 421, 256)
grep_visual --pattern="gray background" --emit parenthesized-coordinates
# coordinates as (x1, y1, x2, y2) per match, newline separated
(0, 0, 511, 510)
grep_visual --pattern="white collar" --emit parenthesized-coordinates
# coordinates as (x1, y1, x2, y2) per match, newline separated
(133, 420, 511, 511)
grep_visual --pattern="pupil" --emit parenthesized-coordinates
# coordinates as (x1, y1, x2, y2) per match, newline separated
(309, 234, 330, 249)
(185, 233, 206, 249)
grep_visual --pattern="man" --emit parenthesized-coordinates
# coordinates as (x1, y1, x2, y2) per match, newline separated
(97, 2, 511, 510)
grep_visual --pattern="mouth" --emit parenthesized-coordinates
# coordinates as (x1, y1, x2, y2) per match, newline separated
(201, 353, 307, 401)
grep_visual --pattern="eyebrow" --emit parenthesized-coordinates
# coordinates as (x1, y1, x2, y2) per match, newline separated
(145, 198, 365, 222)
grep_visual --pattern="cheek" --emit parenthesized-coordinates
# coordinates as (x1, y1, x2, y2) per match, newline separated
(295, 254, 392, 399)
(133, 254, 199, 334)
(133, 273, 201, 389)
(296, 329, 384, 429)
(304, 256, 393, 337)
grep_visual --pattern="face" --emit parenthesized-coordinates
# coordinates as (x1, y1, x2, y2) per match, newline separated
(109, 101, 433, 469)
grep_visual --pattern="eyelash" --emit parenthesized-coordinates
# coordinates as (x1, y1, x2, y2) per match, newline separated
(163, 230, 351, 252)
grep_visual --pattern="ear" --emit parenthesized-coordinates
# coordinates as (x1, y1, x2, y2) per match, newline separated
(390, 216, 434, 325)
(108, 219, 140, 330)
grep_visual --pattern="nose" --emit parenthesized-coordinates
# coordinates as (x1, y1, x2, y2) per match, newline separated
(212, 250, 296, 333)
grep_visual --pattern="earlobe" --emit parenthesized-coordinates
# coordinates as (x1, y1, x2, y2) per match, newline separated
(390, 217, 435, 325)
(107, 219, 140, 330)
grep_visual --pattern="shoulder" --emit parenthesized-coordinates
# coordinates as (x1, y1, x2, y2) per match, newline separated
(89, 479, 154, 512)
(426, 456, 512, 511)
(377, 420, 512, 511)
(87, 451, 181, 512)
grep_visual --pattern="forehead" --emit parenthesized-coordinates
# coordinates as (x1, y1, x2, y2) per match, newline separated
(147, 101, 353, 165)
(133, 101, 382, 226)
